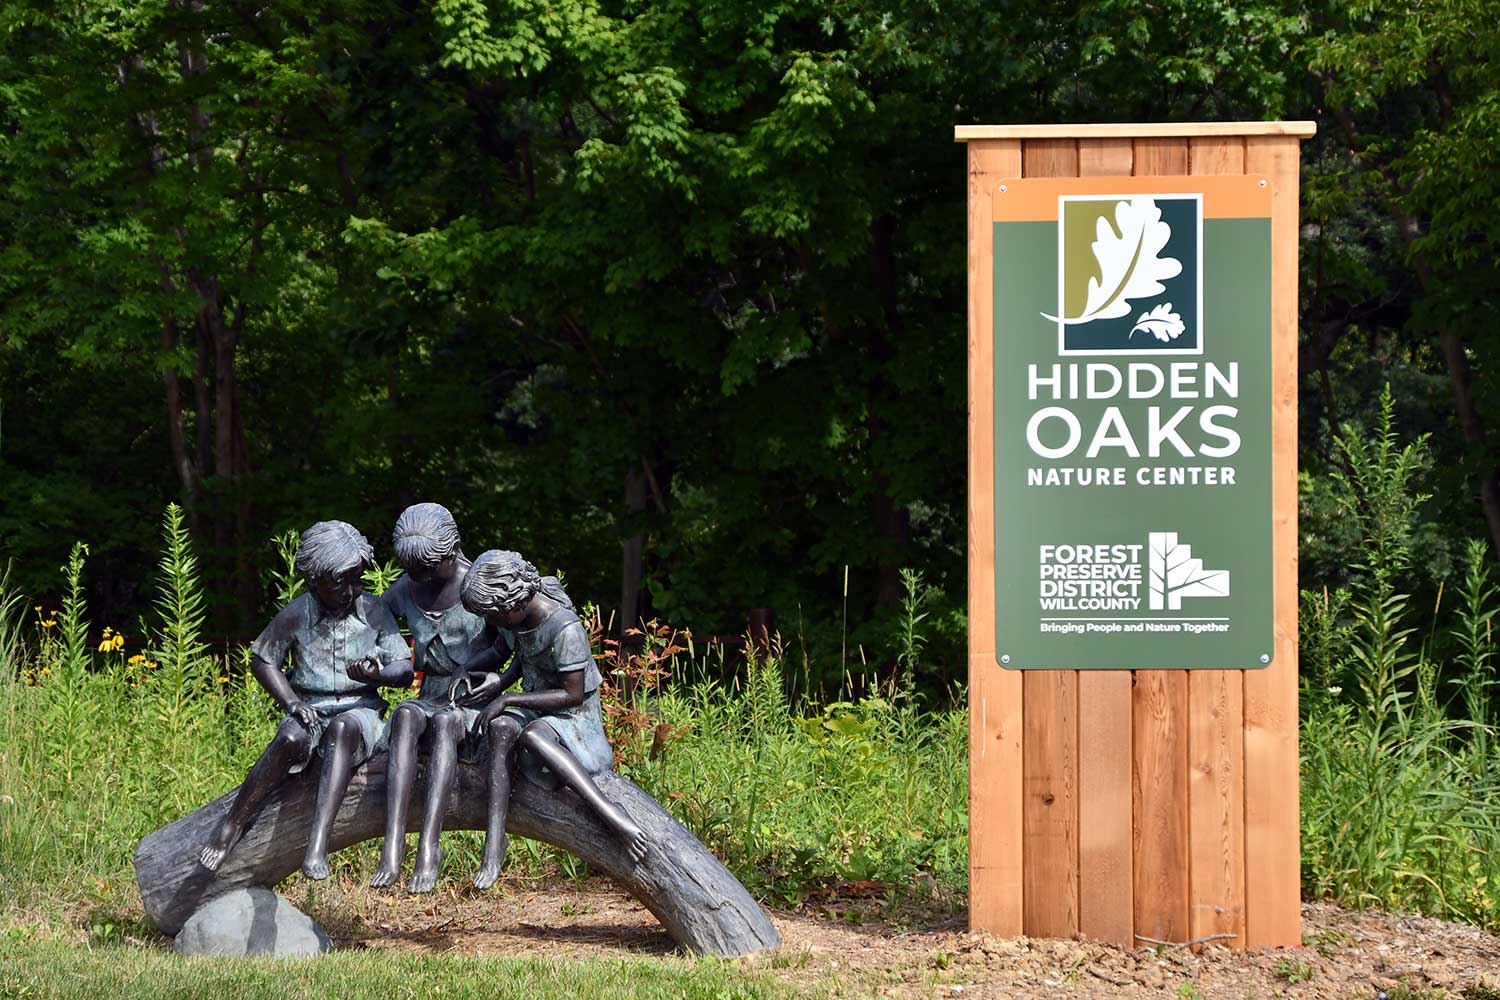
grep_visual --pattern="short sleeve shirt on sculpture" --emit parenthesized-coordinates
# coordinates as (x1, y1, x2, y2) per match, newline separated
(251, 592, 409, 714)
(503, 606, 613, 781)
(382, 576, 494, 687)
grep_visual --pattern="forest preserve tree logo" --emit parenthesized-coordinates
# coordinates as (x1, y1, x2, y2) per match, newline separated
(1038, 533, 1230, 624)
(1147, 532, 1229, 610)
(1042, 194, 1203, 356)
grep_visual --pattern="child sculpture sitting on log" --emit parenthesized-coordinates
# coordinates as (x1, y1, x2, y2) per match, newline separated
(451, 549, 649, 889)
(199, 521, 413, 878)
(371, 503, 498, 893)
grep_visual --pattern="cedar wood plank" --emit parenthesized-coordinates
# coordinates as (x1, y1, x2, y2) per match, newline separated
(968, 138, 1026, 936)
(1074, 137, 1137, 949)
(1019, 138, 1082, 940)
(1130, 137, 1193, 948)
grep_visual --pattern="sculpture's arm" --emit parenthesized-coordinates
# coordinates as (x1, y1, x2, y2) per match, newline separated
(347, 653, 415, 687)
(250, 653, 316, 729)
(475, 669, 583, 728)
(346, 600, 416, 688)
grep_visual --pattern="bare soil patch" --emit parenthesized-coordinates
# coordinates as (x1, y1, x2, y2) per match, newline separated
(311, 877, 1500, 998)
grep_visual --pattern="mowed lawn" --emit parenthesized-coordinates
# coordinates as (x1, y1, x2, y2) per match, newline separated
(0, 938, 794, 1000)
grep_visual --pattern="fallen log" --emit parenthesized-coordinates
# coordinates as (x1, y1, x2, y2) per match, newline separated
(133, 756, 780, 957)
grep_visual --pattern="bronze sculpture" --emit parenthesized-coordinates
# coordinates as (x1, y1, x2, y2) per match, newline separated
(142, 527, 780, 956)
(453, 549, 648, 888)
(199, 521, 413, 877)
(370, 503, 498, 892)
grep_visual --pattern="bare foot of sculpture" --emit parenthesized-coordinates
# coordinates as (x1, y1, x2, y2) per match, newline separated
(198, 816, 246, 872)
(624, 825, 649, 865)
(407, 844, 443, 893)
(473, 834, 507, 890)
(301, 851, 331, 880)
(370, 843, 404, 888)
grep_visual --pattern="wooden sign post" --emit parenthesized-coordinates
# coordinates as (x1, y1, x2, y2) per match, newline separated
(959, 122, 1315, 949)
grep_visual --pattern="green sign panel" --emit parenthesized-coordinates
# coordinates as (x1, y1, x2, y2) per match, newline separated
(992, 176, 1273, 670)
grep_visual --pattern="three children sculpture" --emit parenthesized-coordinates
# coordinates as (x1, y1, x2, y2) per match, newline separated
(199, 504, 648, 892)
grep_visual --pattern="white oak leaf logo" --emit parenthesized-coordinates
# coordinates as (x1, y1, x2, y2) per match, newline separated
(1043, 198, 1183, 325)
(1130, 302, 1185, 342)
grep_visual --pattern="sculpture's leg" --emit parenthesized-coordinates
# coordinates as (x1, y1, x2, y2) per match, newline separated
(407, 709, 464, 893)
(519, 723, 648, 864)
(371, 702, 427, 888)
(474, 714, 523, 890)
(199, 717, 312, 871)
(301, 715, 362, 880)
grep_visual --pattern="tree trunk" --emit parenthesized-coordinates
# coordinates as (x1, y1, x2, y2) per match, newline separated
(132, 758, 781, 957)
(868, 215, 911, 608)
(1438, 326, 1500, 554)
(1394, 206, 1500, 556)
(161, 316, 198, 498)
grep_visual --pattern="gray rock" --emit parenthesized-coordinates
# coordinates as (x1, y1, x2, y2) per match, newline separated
(174, 887, 332, 957)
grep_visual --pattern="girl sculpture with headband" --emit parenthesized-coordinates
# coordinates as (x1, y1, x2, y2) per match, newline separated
(452, 549, 648, 888)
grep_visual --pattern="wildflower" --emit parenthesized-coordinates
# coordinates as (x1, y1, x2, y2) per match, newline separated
(112, 634, 125, 651)
(218, 676, 229, 685)
(40, 668, 50, 675)
(102, 627, 112, 637)
(145, 660, 158, 670)
(128, 654, 145, 665)
(1327, 686, 1342, 696)
(97, 640, 111, 652)
(40, 619, 55, 628)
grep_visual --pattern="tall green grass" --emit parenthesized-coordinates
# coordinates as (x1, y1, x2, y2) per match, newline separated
(622, 646, 968, 904)
(1300, 387, 1500, 929)
(0, 507, 967, 928)
(9, 402, 1500, 942)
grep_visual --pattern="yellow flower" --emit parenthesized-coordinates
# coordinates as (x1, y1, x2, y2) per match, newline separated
(40, 619, 55, 628)
(97, 640, 111, 652)
(217, 677, 229, 685)
(145, 660, 158, 670)
(40, 668, 50, 675)
(34, 605, 42, 612)
(112, 634, 125, 651)
(102, 627, 112, 637)
(209, 693, 220, 700)
(128, 654, 145, 664)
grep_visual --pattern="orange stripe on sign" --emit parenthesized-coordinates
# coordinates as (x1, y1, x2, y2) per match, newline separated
(994, 175, 1271, 222)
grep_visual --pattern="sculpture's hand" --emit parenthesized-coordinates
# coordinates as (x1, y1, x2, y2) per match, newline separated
(287, 700, 318, 731)
(469, 695, 511, 742)
(457, 672, 504, 707)
(345, 656, 383, 684)
(445, 669, 471, 707)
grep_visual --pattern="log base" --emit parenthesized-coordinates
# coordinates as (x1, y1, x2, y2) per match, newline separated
(133, 755, 781, 957)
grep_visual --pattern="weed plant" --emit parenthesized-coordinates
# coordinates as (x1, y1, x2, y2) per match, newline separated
(619, 639, 968, 905)
(1300, 387, 1500, 929)
(0, 506, 967, 928)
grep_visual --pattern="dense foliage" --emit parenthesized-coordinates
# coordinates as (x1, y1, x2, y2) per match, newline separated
(1, 0, 1498, 693)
